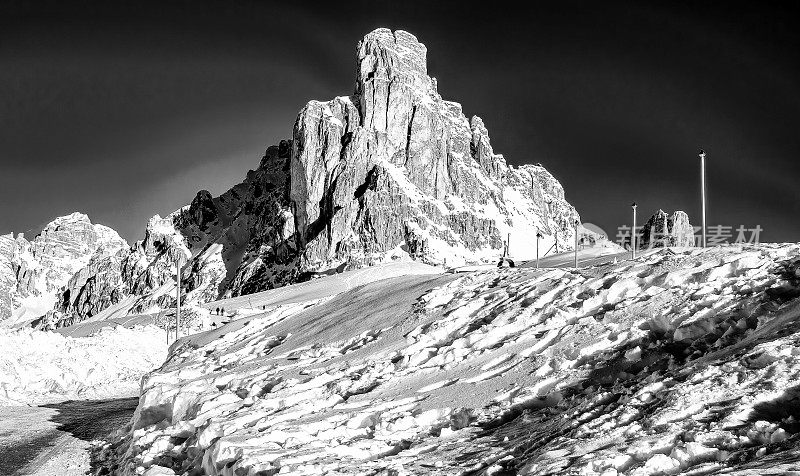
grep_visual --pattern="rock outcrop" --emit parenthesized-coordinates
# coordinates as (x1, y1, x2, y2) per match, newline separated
(640, 210, 695, 248)
(287, 28, 577, 273)
(0, 213, 127, 325)
(42, 144, 293, 328)
(0, 236, 19, 323)
(12, 28, 583, 329)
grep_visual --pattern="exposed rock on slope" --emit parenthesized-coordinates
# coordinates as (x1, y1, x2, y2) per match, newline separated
(174, 142, 295, 296)
(640, 209, 694, 249)
(0, 213, 127, 325)
(40, 144, 292, 328)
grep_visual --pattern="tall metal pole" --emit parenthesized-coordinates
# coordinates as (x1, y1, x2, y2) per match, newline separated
(700, 148, 707, 248)
(160, 310, 167, 345)
(573, 219, 579, 268)
(631, 202, 637, 259)
(175, 254, 181, 341)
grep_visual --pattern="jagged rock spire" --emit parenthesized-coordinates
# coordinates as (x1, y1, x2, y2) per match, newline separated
(355, 29, 434, 134)
(641, 209, 694, 248)
(289, 28, 579, 270)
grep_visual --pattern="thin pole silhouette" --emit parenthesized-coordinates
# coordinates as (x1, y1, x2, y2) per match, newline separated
(700, 148, 707, 248)
(573, 220, 579, 268)
(536, 232, 542, 269)
(631, 202, 637, 259)
(176, 254, 182, 341)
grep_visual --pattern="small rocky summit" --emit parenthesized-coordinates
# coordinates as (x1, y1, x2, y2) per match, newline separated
(5, 29, 583, 329)
(640, 209, 694, 248)
(0, 213, 127, 325)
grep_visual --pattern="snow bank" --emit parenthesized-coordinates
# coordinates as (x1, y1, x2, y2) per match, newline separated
(0, 325, 168, 405)
(106, 244, 800, 475)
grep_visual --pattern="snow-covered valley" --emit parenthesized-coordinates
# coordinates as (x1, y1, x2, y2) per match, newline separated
(87, 244, 800, 475)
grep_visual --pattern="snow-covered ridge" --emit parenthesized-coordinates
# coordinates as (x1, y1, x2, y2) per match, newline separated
(104, 244, 800, 475)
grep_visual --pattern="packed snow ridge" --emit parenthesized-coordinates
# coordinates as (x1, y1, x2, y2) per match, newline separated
(98, 243, 800, 475)
(1, 27, 583, 330)
(0, 324, 167, 405)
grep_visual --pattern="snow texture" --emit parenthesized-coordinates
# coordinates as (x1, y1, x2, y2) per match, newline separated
(0, 325, 167, 406)
(102, 243, 800, 475)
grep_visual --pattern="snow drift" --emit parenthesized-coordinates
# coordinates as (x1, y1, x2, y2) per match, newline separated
(102, 243, 800, 475)
(0, 325, 167, 406)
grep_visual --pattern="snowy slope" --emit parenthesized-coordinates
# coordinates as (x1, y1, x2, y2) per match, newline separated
(202, 260, 442, 313)
(102, 243, 800, 475)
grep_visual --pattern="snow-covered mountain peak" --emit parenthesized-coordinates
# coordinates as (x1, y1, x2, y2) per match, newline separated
(0, 212, 128, 325)
(42, 210, 89, 226)
(23, 29, 583, 329)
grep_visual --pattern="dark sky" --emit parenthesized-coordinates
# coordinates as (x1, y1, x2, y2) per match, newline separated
(2, 0, 799, 244)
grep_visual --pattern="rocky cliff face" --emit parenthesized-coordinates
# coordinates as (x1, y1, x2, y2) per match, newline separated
(640, 209, 694, 248)
(17, 28, 582, 329)
(0, 213, 127, 325)
(288, 29, 578, 273)
(0, 236, 19, 323)
(44, 215, 194, 328)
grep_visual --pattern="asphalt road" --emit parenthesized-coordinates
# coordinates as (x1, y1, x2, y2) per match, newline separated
(0, 398, 138, 476)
